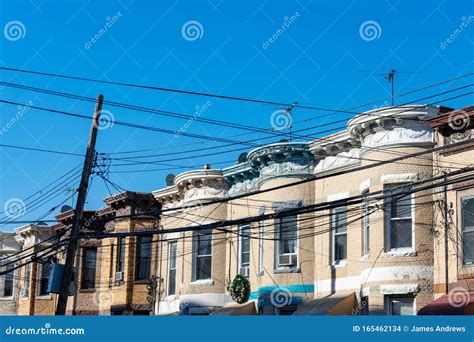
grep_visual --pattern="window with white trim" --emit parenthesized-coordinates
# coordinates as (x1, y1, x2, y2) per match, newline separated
(258, 222, 264, 275)
(386, 296, 415, 315)
(385, 183, 413, 250)
(193, 230, 212, 281)
(332, 206, 347, 263)
(276, 215, 298, 267)
(238, 225, 250, 276)
(461, 196, 474, 265)
(362, 191, 370, 256)
(168, 241, 177, 295)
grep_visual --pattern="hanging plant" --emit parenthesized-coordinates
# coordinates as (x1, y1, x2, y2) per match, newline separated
(230, 274, 251, 304)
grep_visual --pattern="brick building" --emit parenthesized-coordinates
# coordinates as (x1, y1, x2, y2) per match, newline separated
(6, 104, 474, 316)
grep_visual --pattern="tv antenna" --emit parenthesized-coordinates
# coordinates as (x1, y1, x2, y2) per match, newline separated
(385, 69, 396, 106)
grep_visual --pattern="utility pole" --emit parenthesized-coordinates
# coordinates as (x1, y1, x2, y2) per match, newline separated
(55, 94, 104, 315)
(443, 171, 449, 294)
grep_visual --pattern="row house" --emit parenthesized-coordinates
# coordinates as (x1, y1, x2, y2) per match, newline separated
(152, 104, 472, 315)
(3, 103, 474, 316)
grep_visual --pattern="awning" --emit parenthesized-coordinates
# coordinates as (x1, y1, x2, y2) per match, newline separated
(293, 292, 357, 315)
(210, 301, 257, 316)
(418, 292, 474, 315)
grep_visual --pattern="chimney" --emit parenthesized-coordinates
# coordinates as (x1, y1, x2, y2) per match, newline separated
(203, 163, 211, 170)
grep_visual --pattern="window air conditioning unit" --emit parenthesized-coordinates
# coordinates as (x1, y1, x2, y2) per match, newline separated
(115, 271, 124, 282)
(279, 254, 297, 267)
(239, 267, 249, 277)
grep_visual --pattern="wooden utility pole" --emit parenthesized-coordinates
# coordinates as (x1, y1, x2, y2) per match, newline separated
(55, 94, 104, 315)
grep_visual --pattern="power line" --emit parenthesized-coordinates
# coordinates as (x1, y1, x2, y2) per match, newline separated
(110, 137, 474, 219)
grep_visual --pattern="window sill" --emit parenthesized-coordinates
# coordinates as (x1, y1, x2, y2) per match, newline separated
(273, 267, 300, 274)
(36, 295, 52, 300)
(134, 280, 151, 285)
(165, 295, 176, 302)
(114, 281, 125, 287)
(360, 254, 370, 261)
(0, 296, 14, 301)
(191, 279, 214, 286)
(330, 260, 347, 268)
(256, 271, 264, 277)
(79, 288, 96, 293)
(383, 249, 417, 257)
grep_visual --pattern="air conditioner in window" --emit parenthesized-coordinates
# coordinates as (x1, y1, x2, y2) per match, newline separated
(115, 271, 124, 282)
(278, 254, 297, 267)
(239, 267, 249, 277)
(20, 287, 28, 297)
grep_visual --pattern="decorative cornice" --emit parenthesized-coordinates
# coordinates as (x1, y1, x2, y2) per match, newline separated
(153, 169, 228, 205)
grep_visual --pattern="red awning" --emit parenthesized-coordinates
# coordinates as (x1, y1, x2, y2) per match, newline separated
(418, 292, 474, 315)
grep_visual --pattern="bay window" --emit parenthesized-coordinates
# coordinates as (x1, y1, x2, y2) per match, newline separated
(135, 236, 152, 281)
(276, 215, 298, 267)
(238, 225, 250, 276)
(462, 196, 474, 265)
(332, 206, 347, 263)
(193, 230, 212, 281)
(168, 241, 177, 295)
(385, 184, 413, 250)
(81, 248, 97, 289)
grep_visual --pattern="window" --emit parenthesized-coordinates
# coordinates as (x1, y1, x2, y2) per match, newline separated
(276, 215, 298, 267)
(385, 184, 413, 250)
(386, 296, 414, 315)
(1, 264, 14, 297)
(193, 230, 212, 281)
(116, 237, 126, 279)
(332, 207, 347, 263)
(239, 225, 250, 275)
(135, 236, 152, 281)
(258, 222, 264, 275)
(462, 196, 474, 265)
(168, 241, 177, 296)
(81, 248, 97, 289)
(38, 263, 51, 296)
(23, 263, 31, 297)
(362, 192, 370, 256)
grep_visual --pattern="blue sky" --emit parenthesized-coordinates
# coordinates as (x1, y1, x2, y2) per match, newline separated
(0, 0, 472, 230)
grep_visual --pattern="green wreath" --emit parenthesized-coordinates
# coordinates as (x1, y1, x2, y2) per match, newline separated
(230, 274, 251, 304)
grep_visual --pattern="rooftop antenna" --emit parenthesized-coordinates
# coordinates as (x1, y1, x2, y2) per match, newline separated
(385, 69, 396, 106)
(287, 102, 297, 142)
